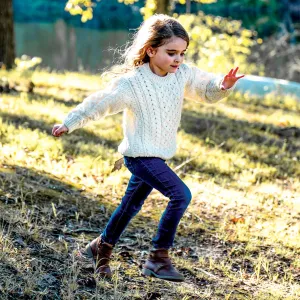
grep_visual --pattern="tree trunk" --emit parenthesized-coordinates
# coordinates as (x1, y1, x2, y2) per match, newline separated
(156, 0, 171, 15)
(186, 0, 191, 14)
(281, 0, 296, 44)
(0, 0, 15, 69)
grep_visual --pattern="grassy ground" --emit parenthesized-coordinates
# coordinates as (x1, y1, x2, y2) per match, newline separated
(0, 68, 300, 299)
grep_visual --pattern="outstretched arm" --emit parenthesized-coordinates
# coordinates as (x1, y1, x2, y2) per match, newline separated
(183, 64, 245, 104)
(52, 77, 131, 136)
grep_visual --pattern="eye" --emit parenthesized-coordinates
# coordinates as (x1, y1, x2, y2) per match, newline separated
(167, 52, 185, 57)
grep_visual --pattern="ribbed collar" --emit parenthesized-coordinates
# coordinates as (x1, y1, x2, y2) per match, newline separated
(140, 62, 174, 83)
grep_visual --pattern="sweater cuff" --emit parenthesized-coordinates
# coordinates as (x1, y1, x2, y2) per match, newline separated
(63, 116, 82, 134)
(218, 77, 236, 96)
(205, 77, 235, 103)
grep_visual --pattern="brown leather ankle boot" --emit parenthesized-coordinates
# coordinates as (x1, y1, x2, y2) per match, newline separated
(142, 249, 185, 282)
(83, 236, 113, 278)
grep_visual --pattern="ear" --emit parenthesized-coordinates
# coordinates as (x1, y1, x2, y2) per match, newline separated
(146, 46, 157, 57)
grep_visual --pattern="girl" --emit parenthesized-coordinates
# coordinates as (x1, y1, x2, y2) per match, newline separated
(52, 14, 244, 282)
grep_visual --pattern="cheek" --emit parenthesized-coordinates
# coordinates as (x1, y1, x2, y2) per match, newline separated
(164, 54, 173, 63)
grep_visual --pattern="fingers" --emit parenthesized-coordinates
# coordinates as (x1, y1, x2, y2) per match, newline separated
(52, 125, 66, 137)
(228, 67, 238, 76)
(54, 129, 62, 137)
(227, 67, 245, 79)
(233, 67, 239, 76)
(52, 126, 59, 136)
(53, 128, 60, 137)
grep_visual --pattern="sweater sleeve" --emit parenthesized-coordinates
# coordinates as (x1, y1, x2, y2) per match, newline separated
(182, 64, 236, 104)
(63, 77, 131, 134)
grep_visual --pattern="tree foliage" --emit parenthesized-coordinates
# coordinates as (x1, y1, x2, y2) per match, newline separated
(177, 0, 216, 4)
(65, 0, 96, 22)
(178, 12, 260, 74)
(198, 0, 284, 38)
(65, 0, 218, 21)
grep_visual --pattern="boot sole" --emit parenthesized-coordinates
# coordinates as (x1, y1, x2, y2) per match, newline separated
(142, 268, 185, 282)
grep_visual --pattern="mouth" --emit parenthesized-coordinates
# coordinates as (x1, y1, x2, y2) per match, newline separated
(170, 65, 179, 69)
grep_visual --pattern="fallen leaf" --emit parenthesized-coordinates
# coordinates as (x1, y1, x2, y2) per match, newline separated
(230, 217, 245, 224)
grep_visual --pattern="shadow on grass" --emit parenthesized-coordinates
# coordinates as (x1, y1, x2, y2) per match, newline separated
(28, 90, 84, 108)
(226, 96, 300, 115)
(0, 163, 160, 241)
(179, 108, 300, 177)
(0, 111, 120, 156)
(181, 109, 299, 148)
(0, 164, 158, 296)
(0, 163, 159, 248)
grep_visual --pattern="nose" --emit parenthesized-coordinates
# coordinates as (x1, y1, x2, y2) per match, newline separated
(174, 54, 182, 63)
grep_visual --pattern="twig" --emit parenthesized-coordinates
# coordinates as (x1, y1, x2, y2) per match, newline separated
(194, 267, 219, 279)
(65, 228, 100, 234)
(174, 156, 199, 172)
(174, 141, 225, 172)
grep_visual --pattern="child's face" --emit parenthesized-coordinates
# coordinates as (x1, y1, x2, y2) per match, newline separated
(147, 37, 188, 77)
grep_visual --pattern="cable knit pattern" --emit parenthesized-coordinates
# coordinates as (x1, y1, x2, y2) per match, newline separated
(63, 63, 236, 160)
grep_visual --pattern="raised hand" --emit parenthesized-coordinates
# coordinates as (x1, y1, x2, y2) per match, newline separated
(221, 67, 245, 90)
(52, 124, 69, 137)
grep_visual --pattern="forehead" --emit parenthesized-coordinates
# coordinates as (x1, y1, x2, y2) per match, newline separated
(161, 37, 187, 51)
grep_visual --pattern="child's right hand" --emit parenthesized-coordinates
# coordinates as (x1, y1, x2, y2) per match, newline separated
(52, 124, 69, 137)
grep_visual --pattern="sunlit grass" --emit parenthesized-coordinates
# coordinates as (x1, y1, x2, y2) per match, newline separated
(0, 68, 299, 299)
(0, 68, 104, 91)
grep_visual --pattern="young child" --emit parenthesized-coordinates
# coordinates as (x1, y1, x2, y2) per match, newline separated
(52, 14, 244, 282)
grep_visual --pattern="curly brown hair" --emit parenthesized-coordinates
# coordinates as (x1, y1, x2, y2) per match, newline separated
(102, 14, 189, 79)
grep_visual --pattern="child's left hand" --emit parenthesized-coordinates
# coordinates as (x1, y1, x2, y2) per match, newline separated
(221, 67, 245, 90)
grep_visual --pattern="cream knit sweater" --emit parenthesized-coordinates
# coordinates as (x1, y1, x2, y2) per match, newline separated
(63, 62, 235, 160)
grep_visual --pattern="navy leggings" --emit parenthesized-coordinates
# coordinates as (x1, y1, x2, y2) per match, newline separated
(101, 156, 192, 249)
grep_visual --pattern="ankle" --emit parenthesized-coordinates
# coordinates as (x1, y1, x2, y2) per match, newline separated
(99, 235, 114, 248)
(149, 248, 170, 259)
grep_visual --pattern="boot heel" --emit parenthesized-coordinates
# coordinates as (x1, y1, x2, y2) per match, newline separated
(142, 268, 153, 277)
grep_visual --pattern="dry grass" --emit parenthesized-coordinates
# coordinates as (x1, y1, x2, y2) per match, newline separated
(0, 68, 299, 299)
